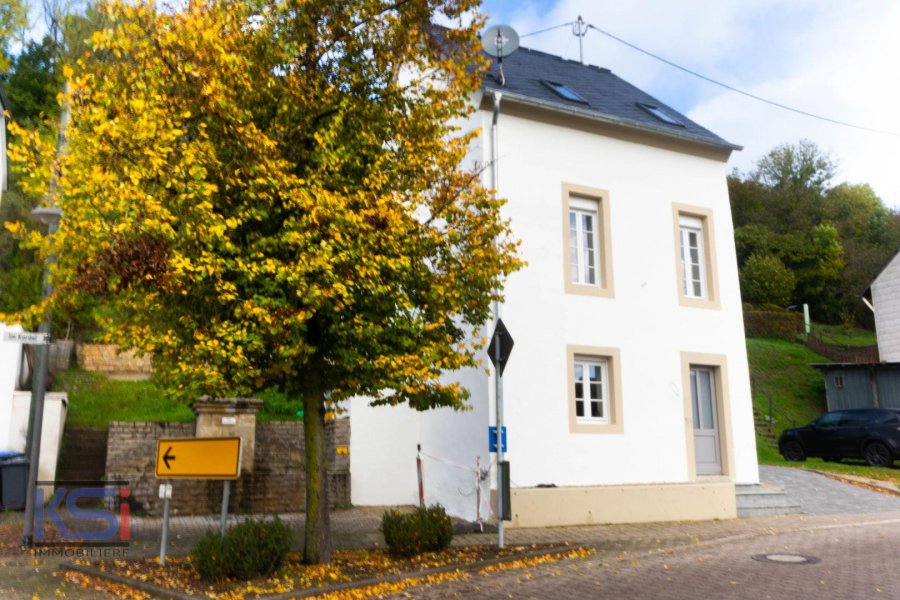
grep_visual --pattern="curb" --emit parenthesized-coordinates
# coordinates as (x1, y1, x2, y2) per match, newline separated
(65, 545, 586, 600)
(812, 470, 900, 497)
(67, 563, 196, 600)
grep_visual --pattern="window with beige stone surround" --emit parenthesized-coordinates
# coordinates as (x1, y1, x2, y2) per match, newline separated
(672, 203, 720, 310)
(566, 345, 623, 433)
(562, 183, 613, 297)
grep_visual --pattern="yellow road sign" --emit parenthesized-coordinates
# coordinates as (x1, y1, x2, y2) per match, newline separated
(155, 437, 242, 479)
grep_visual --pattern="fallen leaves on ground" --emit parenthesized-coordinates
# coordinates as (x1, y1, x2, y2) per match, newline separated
(66, 544, 592, 599)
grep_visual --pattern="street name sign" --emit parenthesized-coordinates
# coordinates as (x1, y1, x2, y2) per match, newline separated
(155, 437, 242, 479)
(2, 330, 49, 345)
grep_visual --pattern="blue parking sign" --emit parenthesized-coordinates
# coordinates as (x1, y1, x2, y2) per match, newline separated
(489, 426, 507, 453)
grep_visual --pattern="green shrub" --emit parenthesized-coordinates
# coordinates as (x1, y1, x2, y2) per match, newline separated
(191, 517, 293, 581)
(381, 504, 453, 557)
(191, 531, 229, 581)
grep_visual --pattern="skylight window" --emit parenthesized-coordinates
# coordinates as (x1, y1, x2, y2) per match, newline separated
(636, 102, 683, 126)
(542, 80, 588, 104)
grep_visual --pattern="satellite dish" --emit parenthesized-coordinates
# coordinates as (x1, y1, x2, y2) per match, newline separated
(481, 25, 519, 59)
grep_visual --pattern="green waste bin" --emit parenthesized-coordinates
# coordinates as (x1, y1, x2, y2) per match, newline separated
(0, 453, 28, 510)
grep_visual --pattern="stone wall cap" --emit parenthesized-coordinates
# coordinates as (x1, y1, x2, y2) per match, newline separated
(191, 396, 264, 414)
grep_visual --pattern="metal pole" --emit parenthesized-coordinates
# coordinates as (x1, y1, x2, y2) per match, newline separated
(21, 82, 69, 548)
(494, 329, 504, 548)
(572, 16, 587, 64)
(21, 210, 61, 548)
(416, 444, 424, 509)
(160, 484, 171, 565)
(490, 90, 505, 549)
(220, 480, 230, 538)
(803, 303, 811, 337)
(475, 456, 483, 533)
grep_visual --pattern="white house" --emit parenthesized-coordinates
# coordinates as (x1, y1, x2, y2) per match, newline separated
(866, 251, 900, 363)
(351, 38, 757, 527)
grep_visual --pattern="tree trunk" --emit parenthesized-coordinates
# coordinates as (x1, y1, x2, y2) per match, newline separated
(302, 389, 332, 563)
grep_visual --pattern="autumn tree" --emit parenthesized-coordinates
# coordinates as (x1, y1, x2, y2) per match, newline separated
(730, 140, 900, 324)
(0, 0, 28, 72)
(5, 0, 520, 563)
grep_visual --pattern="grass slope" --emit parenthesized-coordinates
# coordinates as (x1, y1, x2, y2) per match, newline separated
(54, 369, 303, 427)
(747, 337, 900, 487)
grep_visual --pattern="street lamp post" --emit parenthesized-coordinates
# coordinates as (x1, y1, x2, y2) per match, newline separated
(21, 206, 62, 548)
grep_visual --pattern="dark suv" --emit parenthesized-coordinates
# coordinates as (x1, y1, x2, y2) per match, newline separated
(778, 408, 900, 467)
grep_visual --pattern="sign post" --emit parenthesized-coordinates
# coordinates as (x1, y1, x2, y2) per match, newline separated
(155, 438, 242, 563)
(487, 318, 513, 548)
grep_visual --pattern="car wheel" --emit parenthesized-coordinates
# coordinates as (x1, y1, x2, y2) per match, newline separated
(782, 440, 806, 462)
(823, 457, 841, 463)
(864, 442, 893, 467)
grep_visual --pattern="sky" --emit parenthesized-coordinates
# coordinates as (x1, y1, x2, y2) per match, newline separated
(479, 0, 900, 209)
(15, 1, 900, 209)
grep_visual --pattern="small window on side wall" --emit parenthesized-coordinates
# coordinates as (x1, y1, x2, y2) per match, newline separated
(562, 183, 614, 298)
(672, 204, 720, 310)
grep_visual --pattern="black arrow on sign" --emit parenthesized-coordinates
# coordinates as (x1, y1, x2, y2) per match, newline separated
(163, 446, 176, 469)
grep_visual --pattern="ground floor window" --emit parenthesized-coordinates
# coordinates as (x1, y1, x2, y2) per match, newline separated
(567, 345, 623, 434)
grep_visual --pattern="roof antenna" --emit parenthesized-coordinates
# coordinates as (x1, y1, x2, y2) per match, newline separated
(572, 15, 588, 64)
(481, 25, 520, 86)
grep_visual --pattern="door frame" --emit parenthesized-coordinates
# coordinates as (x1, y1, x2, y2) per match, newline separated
(681, 352, 735, 480)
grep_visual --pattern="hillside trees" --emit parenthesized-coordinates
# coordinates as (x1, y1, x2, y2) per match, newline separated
(730, 140, 900, 324)
(4, 0, 520, 563)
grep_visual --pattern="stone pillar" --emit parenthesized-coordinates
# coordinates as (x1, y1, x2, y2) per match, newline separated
(192, 397, 263, 474)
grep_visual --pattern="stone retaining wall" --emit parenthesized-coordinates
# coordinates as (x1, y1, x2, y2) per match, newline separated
(104, 419, 350, 516)
(76, 344, 153, 378)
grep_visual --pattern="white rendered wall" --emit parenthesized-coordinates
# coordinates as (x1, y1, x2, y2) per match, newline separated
(350, 105, 758, 519)
(485, 108, 757, 487)
(0, 322, 24, 450)
(872, 252, 900, 362)
(350, 363, 491, 521)
(7, 392, 67, 484)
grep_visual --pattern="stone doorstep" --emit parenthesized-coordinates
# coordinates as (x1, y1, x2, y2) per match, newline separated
(735, 483, 801, 517)
(64, 544, 587, 600)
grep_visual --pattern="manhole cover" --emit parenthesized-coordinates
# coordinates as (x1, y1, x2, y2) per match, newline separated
(752, 553, 821, 565)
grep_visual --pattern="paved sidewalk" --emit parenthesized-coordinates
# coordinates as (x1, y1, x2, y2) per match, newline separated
(759, 465, 900, 514)
(71, 465, 900, 559)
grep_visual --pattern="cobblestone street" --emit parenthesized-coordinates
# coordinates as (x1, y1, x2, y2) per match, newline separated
(1, 465, 898, 598)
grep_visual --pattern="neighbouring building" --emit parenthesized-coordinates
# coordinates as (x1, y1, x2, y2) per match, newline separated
(815, 252, 900, 412)
(866, 250, 900, 363)
(351, 33, 758, 527)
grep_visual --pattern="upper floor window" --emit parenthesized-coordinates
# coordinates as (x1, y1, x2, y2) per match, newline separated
(672, 204, 720, 310)
(562, 183, 614, 298)
(570, 197, 600, 286)
(679, 215, 707, 299)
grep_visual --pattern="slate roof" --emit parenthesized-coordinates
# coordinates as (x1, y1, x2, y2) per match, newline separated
(482, 45, 740, 152)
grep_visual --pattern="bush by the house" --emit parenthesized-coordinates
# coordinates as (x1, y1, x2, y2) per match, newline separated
(191, 517, 293, 581)
(381, 504, 453, 557)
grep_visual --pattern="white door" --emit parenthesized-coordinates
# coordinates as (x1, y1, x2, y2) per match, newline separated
(691, 366, 722, 475)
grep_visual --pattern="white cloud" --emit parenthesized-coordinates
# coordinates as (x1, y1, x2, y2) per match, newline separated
(482, 0, 900, 209)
